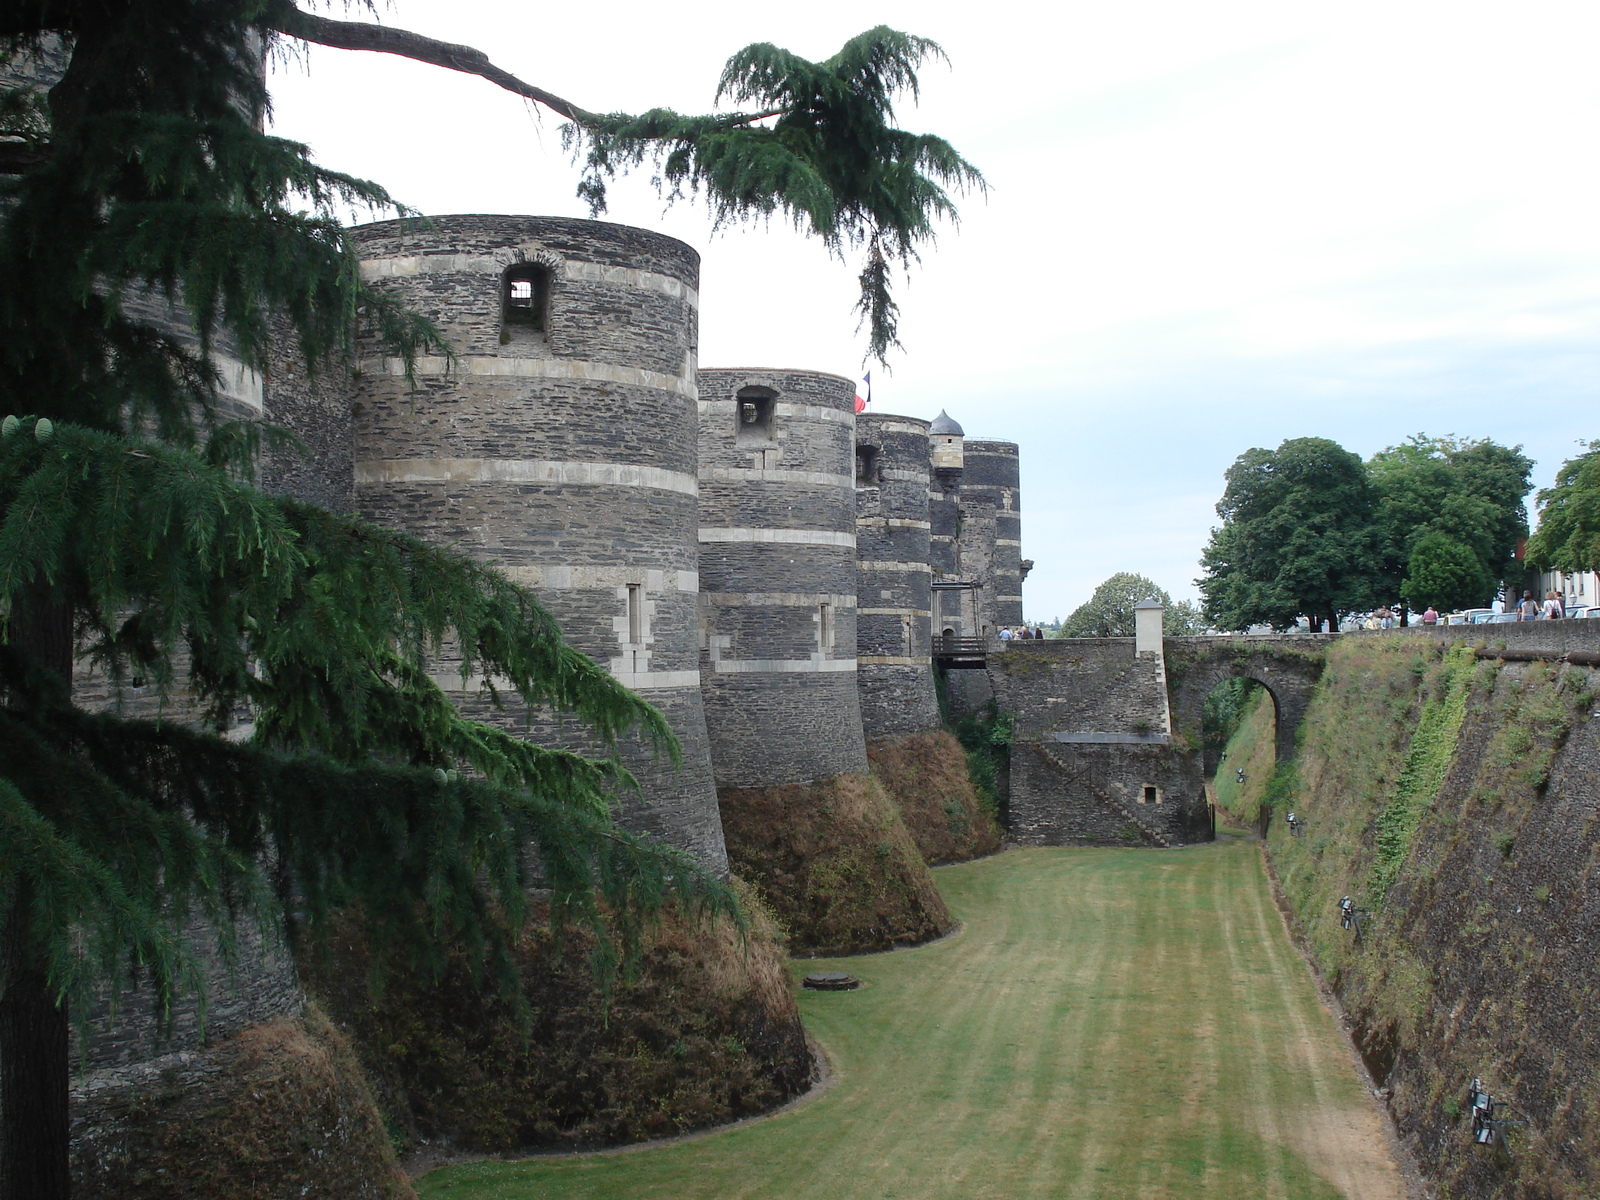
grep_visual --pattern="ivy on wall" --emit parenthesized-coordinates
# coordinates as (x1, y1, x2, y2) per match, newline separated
(1370, 643, 1474, 903)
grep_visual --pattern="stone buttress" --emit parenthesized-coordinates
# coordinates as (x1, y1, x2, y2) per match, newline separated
(854, 413, 941, 737)
(349, 215, 726, 871)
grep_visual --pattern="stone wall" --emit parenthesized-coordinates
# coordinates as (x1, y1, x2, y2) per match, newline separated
(695, 368, 867, 786)
(260, 311, 354, 512)
(350, 215, 725, 870)
(958, 440, 1023, 629)
(1009, 740, 1204, 846)
(989, 638, 1208, 845)
(1262, 632, 1600, 1198)
(854, 413, 940, 738)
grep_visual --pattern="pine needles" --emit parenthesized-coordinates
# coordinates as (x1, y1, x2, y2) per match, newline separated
(564, 27, 984, 362)
(0, 417, 731, 1022)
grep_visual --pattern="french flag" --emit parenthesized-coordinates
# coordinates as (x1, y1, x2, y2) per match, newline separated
(854, 372, 871, 414)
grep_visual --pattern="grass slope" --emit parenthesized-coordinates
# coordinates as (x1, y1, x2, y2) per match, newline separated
(419, 842, 1402, 1200)
(1213, 686, 1278, 826)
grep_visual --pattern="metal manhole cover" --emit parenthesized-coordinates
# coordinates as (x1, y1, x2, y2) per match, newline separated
(802, 972, 861, 991)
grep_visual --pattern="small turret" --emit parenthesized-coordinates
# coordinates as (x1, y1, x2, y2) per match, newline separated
(929, 409, 964, 474)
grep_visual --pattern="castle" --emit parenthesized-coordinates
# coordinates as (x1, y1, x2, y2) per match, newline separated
(272, 213, 1027, 873)
(64, 213, 1025, 1086)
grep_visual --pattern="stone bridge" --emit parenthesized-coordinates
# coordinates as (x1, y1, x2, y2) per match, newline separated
(1164, 635, 1333, 768)
(987, 631, 1333, 848)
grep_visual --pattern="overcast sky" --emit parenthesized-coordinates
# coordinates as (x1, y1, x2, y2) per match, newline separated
(268, 0, 1600, 619)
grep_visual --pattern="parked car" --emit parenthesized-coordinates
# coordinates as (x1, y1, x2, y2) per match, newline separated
(1565, 605, 1594, 620)
(1484, 612, 1521, 624)
(1467, 609, 1500, 624)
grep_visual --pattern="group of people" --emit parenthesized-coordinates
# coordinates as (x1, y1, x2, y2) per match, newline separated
(1357, 590, 1569, 628)
(1515, 590, 1568, 620)
(997, 626, 1047, 641)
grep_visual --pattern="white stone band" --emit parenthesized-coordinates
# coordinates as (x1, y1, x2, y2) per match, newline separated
(857, 517, 931, 530)
(858, 655, 932, 666)
(213, 353, 263, 414)
(857, 560, 933, 573)
(707, 658, 859, 674)
(857, 607, 931, 617)
(702, 592, 857, 607)
(698, 528, 857, 548)
(700, 466, 854, 489)
(609, 668, 703, 691)
(430, 668, 701, 694)
(355, 457, 697, 496)
(362, 355, 694, 398)
(499, 565, 699, 593)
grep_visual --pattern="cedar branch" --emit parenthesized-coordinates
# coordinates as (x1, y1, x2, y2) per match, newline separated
(270, 9, 601, 124)
(270, 10, 782, 129)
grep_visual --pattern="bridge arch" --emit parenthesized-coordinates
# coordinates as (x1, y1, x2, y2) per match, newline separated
(1165, 637, 1331, 767)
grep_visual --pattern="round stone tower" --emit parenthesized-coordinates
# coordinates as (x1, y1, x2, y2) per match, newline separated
(348, 215, 725, 871)
(695, 368, 868, 785)
(959, 439, 1025, 629)
(854, 413, 941, 737)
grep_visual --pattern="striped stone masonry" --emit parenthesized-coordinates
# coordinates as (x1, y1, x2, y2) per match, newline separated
(696, 367, 870, 787)
(349, 215, 726, 871)
(959, 439, 1025, 630)
(855, 412, 942, 737)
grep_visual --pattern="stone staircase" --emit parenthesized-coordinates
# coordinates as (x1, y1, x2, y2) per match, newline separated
(1099, 793, 1172, 848)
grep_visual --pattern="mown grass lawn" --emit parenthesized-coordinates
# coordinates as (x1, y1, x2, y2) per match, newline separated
(418, 838, 1403, 1200)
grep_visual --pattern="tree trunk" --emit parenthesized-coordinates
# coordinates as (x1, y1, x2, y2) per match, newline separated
(1, 588, 75, 1200)
(0, 888, 71, 1200)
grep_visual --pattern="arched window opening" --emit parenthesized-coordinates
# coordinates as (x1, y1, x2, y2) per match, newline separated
(735, 386, 777, 443)
(502, 263, 552, 342)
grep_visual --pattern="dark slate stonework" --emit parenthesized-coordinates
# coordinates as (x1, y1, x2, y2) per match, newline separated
(261, 312, 354, 511)
(958, 440, 1023, 630)
(696, 368, 868, 786)
(989, 638, 1207, 845)
(70, 922, 301, 1071)
(854, 413, 940, 737)
(350, 215, 725, 872)
(991, 634, 1346, 846)
(928, 481, 962, 587)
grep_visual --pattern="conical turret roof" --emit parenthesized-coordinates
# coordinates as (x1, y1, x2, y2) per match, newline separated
(929, 409, 964, 435)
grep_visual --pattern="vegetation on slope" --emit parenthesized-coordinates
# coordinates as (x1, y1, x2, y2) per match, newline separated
(1263, 634, 1598, 1199)
(716, 774, 951, 955)
(303, 888, 809, 1157)
(1210, 684, 1277, 827)
(71, 1005, 413, 1200)
(865, 730, 1001, 864)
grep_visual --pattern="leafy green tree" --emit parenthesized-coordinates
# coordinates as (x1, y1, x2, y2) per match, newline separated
(1368, 436, 1532, 613)
(0, 3, 980, 1194)
(1198, 437, 1381, 633)
(1057, 573, 1200, 638)
(1401, 530, 1495, 611)
(1526, 442, 1600, 573)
